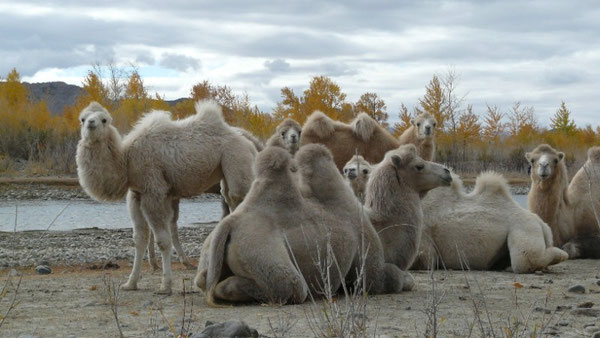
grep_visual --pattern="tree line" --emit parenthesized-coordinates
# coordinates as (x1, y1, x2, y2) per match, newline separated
(0, 66, 598, 176)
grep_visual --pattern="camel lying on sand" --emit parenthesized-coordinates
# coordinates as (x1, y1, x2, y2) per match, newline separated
(365, 144, 452, 275)
(300, 111, 400, 171)
(397, 112, 437, 161)
(527, 145, 600, 259)
(412, 172, 569, 272)
(342, 155, 373, 203)
(197, 145, 408, 305)
(76, 100, 257, 294)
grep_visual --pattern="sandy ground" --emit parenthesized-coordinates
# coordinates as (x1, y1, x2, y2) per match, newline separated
(1, 258, 600, 337)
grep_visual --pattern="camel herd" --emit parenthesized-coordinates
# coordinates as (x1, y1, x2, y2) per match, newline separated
(75, 100, 600, 304)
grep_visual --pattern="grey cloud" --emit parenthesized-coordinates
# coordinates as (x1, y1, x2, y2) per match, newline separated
(160, 53, 201, 72)
(135, 53, 155, 66)
(264, 59, 290, 73)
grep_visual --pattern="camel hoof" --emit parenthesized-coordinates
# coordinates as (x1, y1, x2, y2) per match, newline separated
(120, 282, 138, 291)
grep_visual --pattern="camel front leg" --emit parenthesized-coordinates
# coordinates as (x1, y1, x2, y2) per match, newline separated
(122, 191, 150, 291)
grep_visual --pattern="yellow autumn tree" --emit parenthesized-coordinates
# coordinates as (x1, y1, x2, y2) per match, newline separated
(393, 103, 412, 136)
(482, 104, 505, 144)
(355, 92, 388, 128)
(415, 75, 446, 131)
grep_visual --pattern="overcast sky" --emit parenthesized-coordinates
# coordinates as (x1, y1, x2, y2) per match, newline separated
(1, 0, 599, 126)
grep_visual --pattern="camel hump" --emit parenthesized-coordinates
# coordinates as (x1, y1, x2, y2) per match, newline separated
(588, 146, 600, 163)
(303, 111, 335, 139)
(194, 100, 225, 125)
(472, 171, 511, 199)
(351, 113, 377, 142)
(255, 146, 292, 174)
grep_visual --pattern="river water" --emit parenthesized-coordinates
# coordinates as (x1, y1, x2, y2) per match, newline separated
(0, 195, 530, 232)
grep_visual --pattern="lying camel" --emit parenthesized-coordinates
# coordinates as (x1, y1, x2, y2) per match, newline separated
(342, 155, 373, 203)
(365, 144, 452, 273)
(526, 145, 600, 259)
(300, 111, 400, 171)
(398, 111, 437, 161)
(198, 145, 406, 305)
(412, 172, 569, 272)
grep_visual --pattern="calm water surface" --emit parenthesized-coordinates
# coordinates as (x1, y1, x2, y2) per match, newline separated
(0, 195, 529, 232)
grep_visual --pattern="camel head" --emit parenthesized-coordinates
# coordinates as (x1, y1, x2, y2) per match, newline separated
(588, 147, 600, 163)
(387, 144, 451, 193)
(79, 102, 114, 141)
(277, 118, 302, 153)
(526, 144, 565, 182)
(411, 112, 437, 140)
(343, 155, 372, 182)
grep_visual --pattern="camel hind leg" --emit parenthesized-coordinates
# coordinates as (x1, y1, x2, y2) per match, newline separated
(170, 198, 195, 269)
(215, 238, 308, 304)
(147, 232, 160, 272)
(507, 226, 569, 273)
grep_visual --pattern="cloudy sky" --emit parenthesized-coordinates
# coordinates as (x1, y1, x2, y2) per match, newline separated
(1, 0, 599, 126)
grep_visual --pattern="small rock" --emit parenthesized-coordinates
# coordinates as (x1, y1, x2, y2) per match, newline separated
(535, 270, 544, 276)
(578, 301, 594, 308)
(585, 322, 598, 328)
(534, 307, 552, 314)
(570, 308, 600, 317)
(35, 265, 51, 275)
(143, 300, 153, 307)
(102, 261, 120, 270)
(585, 326, 600, 334)
(558, 321, 569, 326)
(83, 301, 97, 307)
(596, 280, 600, 286)
(458, 296, 467, 301)
(568, 284, 586, 294)
(158, 326, 169, 332)
(193, 320, 258, 338)
(405, 306, 412, 310)
(530, 285, 542, 289)
(556, 305, 572, 311)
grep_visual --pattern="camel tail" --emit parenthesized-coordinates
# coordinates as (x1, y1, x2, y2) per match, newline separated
(206, 219, 233, 307)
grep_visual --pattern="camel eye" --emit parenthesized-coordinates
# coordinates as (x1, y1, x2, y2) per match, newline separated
(531, 159, 535, 164)
(417, 123, 421, 127)
(554, 159, 558, 164)
(81, 118, 85, 123)
(102, 119, 107, 124)
(281, 132, 285, 137)
(415, 164, 424, 171)
(433, 123, 437, 127)
(298, 130, 301, 136)
(344, 169, 348, 174)
(362, 169, 369, 175)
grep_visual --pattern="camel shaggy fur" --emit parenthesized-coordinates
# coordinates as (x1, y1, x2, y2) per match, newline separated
(76, 100, 257, 294)
(300, 111, 400, 171)
(198, 145, 407, 305)
(398, 112, 437, 161)
(413, 172, 568, 272)
(365, 144, 452, 274)
(343, 155, 373, 203)
(527, 145, 600, 259)
(266, 118, 302, 155)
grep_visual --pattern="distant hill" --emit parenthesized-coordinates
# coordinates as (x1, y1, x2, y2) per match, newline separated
(24, 82, 187, 115)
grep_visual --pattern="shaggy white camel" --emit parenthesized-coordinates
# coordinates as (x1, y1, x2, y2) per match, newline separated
(76, 100, 257, 294)
(342, 155, 373, 203)
(412, 172, 569, 272)
(398, 112, 437, 161)
(266, 118, 302, 154)
(365, 144, 452, 274)
(527, 145, 600, 259)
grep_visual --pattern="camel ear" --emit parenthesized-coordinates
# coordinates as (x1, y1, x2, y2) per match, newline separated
(410, 119, 415, 126)
(525, 152, 532, 162)
(391, 155, 405, 168)
(558, 152, 565, 161)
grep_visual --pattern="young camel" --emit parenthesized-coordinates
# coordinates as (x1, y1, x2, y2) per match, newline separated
(398, 112, 437, 161)
(342, 155, 373, 203)
(526, 144, 600, 258)
(365, 144, 452, 276)
(266, 118, 302, 154)
(412, 172, 568, 272)
(300, 111, 400, 171)
(199, 145, 406, 305)
(76, 100, 257, 294)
